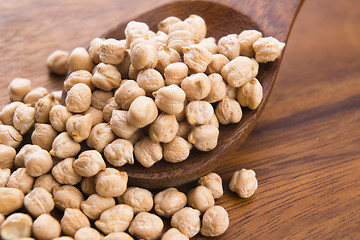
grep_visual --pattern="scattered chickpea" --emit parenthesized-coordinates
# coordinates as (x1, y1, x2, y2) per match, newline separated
(0, 168, 11, 187)
(52, 158, 82, 185)
(103, 232, 134, 240)
(24, 187, 54, 217)
(31, 123, 58, 151)
(200, 205, 229, 237)
(170, 207, 201, 238)
(204, 73, 227, 103)
(184, 44, 213, 73)
(92, 62, 122, 91)
(185, 100, 214, 125)
(81, 193, 115, 220)
(0, 102, 24, 126)
(137, 69, 165, 95)
(35, 93, 59, 124)
(83, 107, 103, 127)
(0, 125, 23, 148)
(32, 214, 61, 240)
(206, 53, 229, 74)
(102, 97, 120, 122)
(49, 105, 73, 132)
(8, 78, 32, 102)
(50, 132, 81, 159)
(68, 47, 93, 73)
(158, 16, 181, 34)
(86, 123, 116, 152)
(65, 83, 92, 113)
(22, 144, 53, 177)
(23, 87, 48, 107)
(0, 187, 24, 215)
(164, 62, 188, 86)
(154, 187, 187, 218)
(181, 73, 210, 101)
(66, 114, 93, 142)
(6, 168, 34, 194)
(167, 30, 198, 54)
(149, 112, 179, 143)
(153, 85, 186, 115)
(134, 136, 163, 168)
(184, 14, 207, 40)
(33, 173, 60, 193)
(253, 36, 285, 63)
(215, 98, 242, 125)
(95, 204, 134, 234)
(110, 110, 138, 139)
(199, 37, 217, 54)
(229, 168, 258, 198)
(91, 90, 113, 110)
(188, 124, 219, 151)
(0, 144, 16, 169)
(0, 213, 32, 240)
(46, 50, 69, 75)
(217, 34, 240, 60)
(114, 80, 145, 110)
(118, 187, 153, 214)
(237, 78, 263, 109)
(238, 30, 263, 57)
(187, 185, 215, 213)
(53, 185, 84, 211)
(128, 212, 164, 240)
(198, 172, 223, 199)
(127, 96, 158, 128)
(156, 45, 181, 74)
(95, 168, 128, 197)
(177, 120, 192, 139)
(104, 139, 134, 167)
(64, 70, 94, 92)
(89, 38, 104, 64)
(163, 136, 193, 163)
(73, 150, 106, 177)
(221, 56, 258, 88)
(162, 228, 189, 240)
(130, 43, 158, 70)
(74, 227, 102, 240)
(125, 21, 149, 47)
(61, 208, 90, 237)
(99, 38, 126, 65)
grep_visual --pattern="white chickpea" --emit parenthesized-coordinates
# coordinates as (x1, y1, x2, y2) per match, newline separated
(154, 187, 187, 218)
(221, 56, 258, 87)
(52, 158, 82, 185)
(149, 112, 179, 143)
(13, 144, 31, 168)
(0, 168, 11, 187)
(99, 38, 126, 65)
(104, 139, 134, 167)
(31, 124, 58, 151)
(181, 73, 210, 101)
(0, 125, 22, 148)
(0, 213, 32, 240)
(137, 69, 165, 95)
(134, 137, 163, 168)
(12, 103, 35, 135)
(177, 120, 192, 139)
(0, 187, 24, 215)
(86, 123, 116, 152)
(83, 107, 103, 127)
(184, 14, 207, 40)
(130, 43, 158, 70)
(8, 78, 32, 102)
(53, 185, 84, 210)
(158, 16, 181, 34)
(95, 204, 134, 234)
(253, 36, 285, 63)
(89, 37, 104, 64)
(125, 21, 150, 47)
(24, 187, 54, 217)
(73, 150, 106, 177)
(188, 124, 219, 151)
(6, 168, 34, 194)
(217, 34, 241, 60)
(69, 47, 93, 73)
(92, 62, 122, 91)
(23, 145, 53, 177)
(127, 96, 158, 128)
(185, 100, 214, 125)
(198, 172, 223, 199)
(206, 54, 229, 74)
(187, 185, 215, 213)
(183, 44, 213, 73)
(128, 212, 164, 240)
(229, 168, 258, 198)
(153, 85, 186, 115)
(74, 227, 102, 240)
(162, 228, 189, 240)
(170, 207, 201, 238)
(237, 78, 263, 109)
(64, 70, 93, 92)
(201, 205, 229, 237)
(118, 187, 153, 214)
(215, 98, 242, 125)
(0, 145, 16, 169)
(164, 62, 188, 86)
(91, 90, 113, 110)
(49, 105, 73, 132)
(33, 173, 60, 193)
(199, 37, 217, 54)
(34, 93, 59, 124)
(163, 136, 192, 163)
(110, 110, 138, 139)
(65, 83, 92, 113)
(50, 132, 81, 158)
(238, 30, 263, 57)
(204, 73, 227, 103)
(102, 97, 120, 123)
(23, 87, 48, 107)
(61, 208, 90, 237)
(32, 214, 61, 240)
(167, 30, 198, 54)
(47, 50, 69, 75)
(103, 232, 134, 240)
(0, 102, 24, 126)
(66, 114, 93, 142)
(81, 193, 115, 220)
(156, 45, 181, 74)
(95, 168, 128, 197)
(114, 80, 146, 110)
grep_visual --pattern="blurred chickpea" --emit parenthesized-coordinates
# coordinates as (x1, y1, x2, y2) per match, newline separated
(50, 132, 81, 158)
(229, 168, 258, 198)
(91, 90, 113, 110)
(187, 185, 214, 213)
(51, 90, 62, 102)
(89, 38, 104, 64)
(0, 187, 24, 215)
(199, 37, 217, 54)
(218, 34, 240, 60)
(86, 123, 116, 152)
(185, 101, 214, 125)
(103, 232, 134, 240)
(158, 16, 181, 34)
(128, 212, 164, 240)
(0, 144, 16, 169)
(24, 187, 54, 217)
(102, 97, 120, 122)
(12, 104, 35, 135)
(253, 36, 285, 63)
(32, 214, 61, 240)
(92, 62, 122, 91)
(206, 54, 229, 74)
(81, 193, 115, 220)
(83, 107, 103, 127)
(203, 73, 227, 103)
(127, 96, 158, 128)
(164, 62, 188, 86)
(52, 158, 82, 185)
(162, 228, 189, 240)
(110, 110, 138, 139)
(215, 98, 242, 124)
(201, 205, 229, 237)
(114, 80, 145, 110)
(95, 204, 134, 234)
(125, 21, 149, 47)
(61, 208, 90, 237)
(137, 69, 165, 95)
(23, 87, 48, 107)
(198, 172, 223, 198)
(171, 207, 201, 238)
(237, 78, 263, 109)
(118, 187, 153, 214)
(0, 102, 24, 126)
(134, 137, 163, 168)
(130, 43, 158, 70)
(167, 30, 198, 54)
(80, 176, 96, 196)
(163, 136, 192, 163)
(184, 14, 207, 40)
(188, 124, 219, 151)
(64, 70, 93, 92)
(221, 56, 258, 87)
(47, 50, 69, 75)
(6, 168, 34, 194)
(66, 83, 92, 113)
(0, 213, 32, 240)
(69, 47, 93, 72)
(49, 105, 73, 132)
(8, 78, 32, 102)
(35, 93, 59, 124)
(238, 30, 263, 57)
(0, 168, 11, 187)
(181, 73, 210, 101)
(33, 173, 60, 193)
(183, 44, 213, 73)
(177, 120, 192, 139)
(169, 21, 192, 33)
(74, 150, 106, 177)
(149, 112, 179, 143)
(156, 45, 181, 73)
(74, 227, 102, 240)
(153, 85, 186, 115)
(53, 185, 84, 210)
(104, 139, 134, 167)
(95, 168, 128, 197)
(99, 38, 126, 65)
(154, 187, 187, 218)
(66, 114, 93, 142)
(31, 123, 58, 151)
(0, 125, 22, 148)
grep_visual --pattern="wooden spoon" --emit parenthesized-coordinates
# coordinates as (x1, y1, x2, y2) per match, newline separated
(86, 0, 304, 189)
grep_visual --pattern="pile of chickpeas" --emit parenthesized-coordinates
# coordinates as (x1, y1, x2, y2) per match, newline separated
(0, 14, 283, 239)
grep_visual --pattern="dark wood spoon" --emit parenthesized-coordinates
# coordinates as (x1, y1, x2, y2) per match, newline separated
(89, 0, 304, 189)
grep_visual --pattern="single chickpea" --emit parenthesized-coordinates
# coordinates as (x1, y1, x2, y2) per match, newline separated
(103, 232, 134, 240)
(181, 73, 210, 101)
(153, 85, 186, 115)
(35, 93, 59, 124)
(86, 123, 116, 152)
(187, 185, 215, 213)
(169, 21, 192, 33)
(183, 44, 213, 73)
(83, 107, 103, 127)
(32, 214, 61, 240)
(99, 38, 126, 65)
(163, 136, 193, 163)
(201, 205, 229, 237)
(33, 173, 60, 193)
(104, 139, 134, 167)
(24, 187, 54, 217)
(134, 137, 163, 168)
(0, 125, 22, 148)
(237, 78, 263, 109)
(52, 158, 82, 185)
(170, 207, 201, 238)
(188, 124, 219, 151)
(116, 49, 131, 78)
(162, 228, 189, 240)
(6, 168, 34, 194)
(50, 132, 81, 159)
(238, 30, 263, 57)
(61, 208, 90, 237)
(110, 110, 138, 139)
(114, 80, 145, 110)
(199, 37, 217, 54)
(253, 36, 285, 63)
(215, 98, 242, 125)
(49, 105, 73, 132)
(118, 187, 153, 214)
(80, 176, 96, 196)
(22, 144, 53, 177)
(154, 188, 187, 218)
(128, 64, 139, 79)
(0, 102, 24, 126)
(0, 168, 11, 187)
(204, 73, 227, 103)
(73, 150, 106, 177)
(167, 30, 198, 54)
(156, 45, 181, 74)
(95, 204, 134, 234)
(184, 14, 207, 40)
(198, 172, 223, 199)
(65, 83, 92, 113)
(149, 112, 179, 143)
(221, 56, 258, 87)
(7, 78, 32, 102)
(0, 145, 16, 169)
(74, 227, 102, 240)
(158, 16, 181, 34)
(185, 101, 214, 125)
(31, 124, 58, 151)
(130, 43, 158, 70)
(102, 97, 120, 122)
(137, 69, 165, 95)
(23, 87, 48, 107)
(206, 54, 229, 74)
(81, 193, 115, 220)
(95, 168, 128, 197)
(217, 34, 241, 60)
(46, 50, 69, 75)
(66, 114, 93, 142)
(0, 213, 32, 240)
(177, 120, 192, 139)
(12, 103, 35, 135)
(128, 212, 164, 240)
(92, 62, 122, 91)
(164, 62, 188, 86)
(125, 21, 150, 47)
(0, 187, 24, 215)
(64, 70, 94, 92)
(89, 38, 104, 64)
(230, 168, 258, 198)
(68, 47, 93, 73)
(91, 90, 113, 110)
(53, 185, 84, 210)
(127, 96, 158, 128)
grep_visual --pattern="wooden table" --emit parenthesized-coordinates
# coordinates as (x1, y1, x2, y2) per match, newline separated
(1, 0, 359, 239)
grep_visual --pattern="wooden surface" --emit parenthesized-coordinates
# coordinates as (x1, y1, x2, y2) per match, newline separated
(1, 0, 359, 239)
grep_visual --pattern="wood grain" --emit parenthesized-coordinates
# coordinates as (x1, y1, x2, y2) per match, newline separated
(1, 0, 359, 239)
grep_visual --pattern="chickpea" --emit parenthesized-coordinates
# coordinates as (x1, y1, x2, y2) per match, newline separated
(0, 145, 16, 169)
(184, 14, 207, 40)
(169, 21, 192, 33)
(238, 30, 262, 57)
(81, 193, 115, 220)
(0, 187, 24, 215)
(0, 125, 22, 148)
(23, 87, 48, 107)
(185, 100, 214, 125)
(134, 137, 163, 168)
(95, 168, 128, 197)
(0, 168, 11, 187)
(104, 139, 134, 167)
(229, 168, 258, 198)
(35, 93, 59, 124)
(52, 158, 82, 185)
(0, 213, 32, 240)
(50, 132, 81, 158)
(103, 232, 134, 240)
(201, 205, 229, 237)
(154, 187, 187, 218)
(51, 90, 62, 102)
(49, 105, 73, 132)
(92, 63, 122, 91)
(167, 30, 198, 54)
(162, 228, 189, 240)
(181, 73, 210, 101)
(203, 73, 227, 103)
(163, 136, 192, 163)
(69, 47, 93, 73)
(0, 102, 24, 126)
(158, 16, 181, 34)
(183, 44, 213, 73)
(217, 34, 240, 60)
(129, 37, 153, 51)
(170, 207, 201, 238)
(114, 80, 145, 110)
(89, 38, 104, 64)
(66, 83, 92, 113)
(14, 144, 32, 168)
(110, 110, 138, 139)
(177, 120, 192, 139)
(153, 85, 186, 115)
(130, 43, 158, 70)
(137, 69, 165, 95)
(66, 114, 93, 142)
(46, 50, 69, 75)
(164, 62, 188, 86)
(32, 214, 61, 240)
(6, 168, 34, 194)
(61, 208, 90, 237)
(74, 227, 102, 240)
(198, 172, 223, 198)
(73, 150, 106, 177)
(237, 78, 263, 109)
(53, 185, 84, 210)
(99, 38, 126, 65)
(209, 112, 219, 128)
(187, 185, 214, 213)
(127, 96, 158, 128)
(221, 56, 258, 87)
(199, 37, 217, 54)
(83, 107, 103, 127)
(215, 98, 242, 124)
(156, 45, 181, 74)
(128, 64, 139, 79)
(149, 112, 179, 143)
(8, 78, 32, 102)
(12, 104, 35, 135)
(24, 187, 54, 217)
(188, 124, 219, 151)
(206, 54, 229, 74)
(21, 145, 53, 177)
(86, 123, 116, 152)
(253, 36, 285, 63)
(225, 83, 237, 99)
(102, 97, 120, 122)
(64, 70, 93, 92)
(91, 90, 113, 110)
(33, 173, 60, 193)
(118, 187, 153, 214)
(80, 176, 96, 196)
(128, 212, 164, 240)
(125, 21, 150, 47)
(95, 204, 134, 234)
(31, 124, 58, 151)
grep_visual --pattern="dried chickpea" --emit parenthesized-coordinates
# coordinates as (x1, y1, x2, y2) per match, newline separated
(86, 123, 116, 152)
(61, 208, 90, 237)
(237, 78, 263, 109)
(46, 50, 69, 75)
(204, 73, 227, 103)
(167, 30, 198, 54)
(206, 54, 229, 74)
(201, 205, 229, 237)
(154, 188, 187, 218)
(14, 144, 32, 168)
(103, 232, 134, 240)
(184, 14, 207, 40)
(128, 212, 164, 240)
(199, 37, 217, 54)
(177, 120, 192, 139)
(49, 105, 73, 132)
(134, 137, 163, 168)
(221, 56, 258, 87)
(95, 204, 134, 234)
(171, 207, 201, 238)
(238, 30, 263, 57)
(74, 150, 106, 177)
(164, 62, 188, 86)
(102, 97, 120, 122)
(215, 98, 242, 125)
(69, 47, 93, 73)
(229, 168, 258, 198)
(114, 80, 145, 110)
(198, 172, 223, 198)
(127, 96, 158, 128)
(83, 107, 103, 127)
(8, 78, 32, 102)
(51, 90, 62, 102)
(149, 112, 179, 143)
(95, 168, 128, 197)
(0, 213, 32, 240)
(104, 139, 134, 167)
(33, 173, 60, 193)
(50, 132, 81, 158)
(35, 93, 59, 124)
(91, 90, 113, 110)
(89, 38, 104, 64)
(253, 36, 285, 63)
(163, 136, 192, 163)
(116, 49, 131, 78)
(99, 38, 126, 64)
(153, 85, 186, 115)
(217, 34, 240, 60)
(64, 70, 93, 92)
(81, 194, 115, 220)
(12, 103, 35, 135)
(24, 187, 54, 217)
(92, 62, 122, 91)
(0, 125, 22, 148)
(183, 44, 213, 73)
(0, 187, 24, 215)
(0, 102, 24, 126)
(125, 21, 149, 47)
(187, 185, 215, 213)
(66, 83, 92, 113)
(162, 228, 189, 240)
(110, 110, 138, 139)
(130, 43, 158, 70)
(6, 168, 34, 194)
(74, 227, 102, 240)
(22, 145, 53, 177)
(52, 158, 82, 185)
(188, 124, 219, 151)
(158, 16, 181, 34)
(169, 21, 192, 33)
(32, 214, 61, 240)
(80, 176, 96, 196)
(181, 73, 210, 101)
(118, 187, 153, 214)
(137, 69, 165, 95)
(156, 45, 181, 74)
(185, 101, 214, 125)
(0, 145, 16, 169)
(31, 123, 58, 151)
(0, 168, 10, 187)
(23, 87, 48, 107)
(53, 185, 84, 210)
(66, 114, 93, 142)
